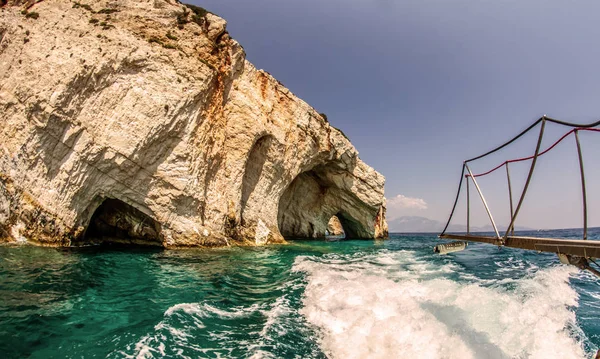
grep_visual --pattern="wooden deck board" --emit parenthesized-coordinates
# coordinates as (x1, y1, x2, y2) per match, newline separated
(439, 233, 600, 258)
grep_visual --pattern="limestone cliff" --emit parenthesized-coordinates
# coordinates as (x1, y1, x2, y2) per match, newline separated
(0, 0, 388, 247)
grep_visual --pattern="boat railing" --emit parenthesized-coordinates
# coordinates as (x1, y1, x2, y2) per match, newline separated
(439, 115, 600, 277)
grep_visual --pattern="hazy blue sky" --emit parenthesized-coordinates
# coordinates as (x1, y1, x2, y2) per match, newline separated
(191, 0, 600, 230)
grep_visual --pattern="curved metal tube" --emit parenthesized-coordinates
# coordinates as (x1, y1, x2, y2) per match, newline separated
(440, 163, 465, 235)
(503, 119, 546, 239)
(575, 130, 588, 240)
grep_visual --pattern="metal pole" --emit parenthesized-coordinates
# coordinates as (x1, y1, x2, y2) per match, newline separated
(466, 176, 470, 234)
(465, 164, 500, 239)
(506, 163, 514, 236)
(504, 119, 546, 239)
(574, 130, 588, 240)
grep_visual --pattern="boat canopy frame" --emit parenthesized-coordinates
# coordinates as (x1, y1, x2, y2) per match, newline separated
(439, 115, 600, 277)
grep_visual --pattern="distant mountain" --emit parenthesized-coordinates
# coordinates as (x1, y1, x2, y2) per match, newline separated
(387, 216, 532, 233)
(387, 216, 446, 233)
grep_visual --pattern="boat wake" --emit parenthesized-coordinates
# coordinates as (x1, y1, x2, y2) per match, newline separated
(115, 248, 591, 359)
(293, 250, 587, 359)
(117, 280, 321, 359)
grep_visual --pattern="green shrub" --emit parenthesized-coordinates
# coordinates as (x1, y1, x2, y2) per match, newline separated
(199, 58, 215, 70)
(148, 37, 163, 45)
(176, 9, 189, 29)
(166, 32, 178, 41)
(177, 4, 213, 28)
(92, 20, 114, 30)
(186, 4, 209, 18)
(162, 43, 177, 49)
(97, 8, 119, 14)
(25, 12, 39, 19)
(320, 113, 328, 122)
(191, 14, 204, 26)
(73, 2, 93, 12)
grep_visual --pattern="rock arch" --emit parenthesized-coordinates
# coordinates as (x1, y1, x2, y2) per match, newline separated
(277, 162, 375, 239)
(334, 211, 363, 239)
(77, 198, 164, 247)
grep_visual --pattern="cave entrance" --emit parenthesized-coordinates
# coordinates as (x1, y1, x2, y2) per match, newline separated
(277, 164, 368, 239)
(79, 198, 164, 247)
(277, 168, 330, 239)
(334, 211, 362, 239)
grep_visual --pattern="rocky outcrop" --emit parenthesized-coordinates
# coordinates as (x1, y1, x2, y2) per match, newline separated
(0, 0, 388, 247)
(327, 215, 344, 236)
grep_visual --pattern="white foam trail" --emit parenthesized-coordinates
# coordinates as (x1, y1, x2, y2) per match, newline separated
(123, 286, 303, 358)
(259, 296, 292, 338)
(122, 302, 263, 359)
(164, 302, 263, 319)
(294, 251, 586, 359)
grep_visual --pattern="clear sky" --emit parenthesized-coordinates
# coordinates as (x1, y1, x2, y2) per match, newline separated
(191, 0, 600, 230)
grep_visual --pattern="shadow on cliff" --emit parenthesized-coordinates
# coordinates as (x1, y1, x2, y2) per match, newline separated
(240, 135, 274, 224)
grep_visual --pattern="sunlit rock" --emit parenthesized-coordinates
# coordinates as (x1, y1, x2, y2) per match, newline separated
(327, 216, 345, 237)
(0, 0, 388, 247)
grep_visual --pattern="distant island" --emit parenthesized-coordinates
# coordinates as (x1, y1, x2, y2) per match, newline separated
(388, 216, 532, 233)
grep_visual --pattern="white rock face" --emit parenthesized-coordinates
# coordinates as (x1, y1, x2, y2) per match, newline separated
(0, 0, 388, 247)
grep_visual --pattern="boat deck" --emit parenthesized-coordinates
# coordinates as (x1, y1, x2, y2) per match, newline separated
(440, 233, 600, 259)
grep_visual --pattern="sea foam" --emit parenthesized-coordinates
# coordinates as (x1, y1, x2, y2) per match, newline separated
(122, 286, 311, 358)
(293, 251, 586, 359)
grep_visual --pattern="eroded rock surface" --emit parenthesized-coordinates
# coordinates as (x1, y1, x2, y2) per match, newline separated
(327, 215, 344, 237)
(0, 0, 388, 247)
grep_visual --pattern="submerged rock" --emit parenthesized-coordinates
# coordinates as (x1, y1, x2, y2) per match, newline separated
(0, 0, 388, 247)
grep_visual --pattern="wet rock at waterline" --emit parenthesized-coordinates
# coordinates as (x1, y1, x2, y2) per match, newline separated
(0, 0, 387, 247)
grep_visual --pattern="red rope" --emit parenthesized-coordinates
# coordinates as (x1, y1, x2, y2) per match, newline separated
(466, 128, 600, 178)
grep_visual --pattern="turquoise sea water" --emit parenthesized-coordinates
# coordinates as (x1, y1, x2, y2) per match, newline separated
(1, 229, 599, 358)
